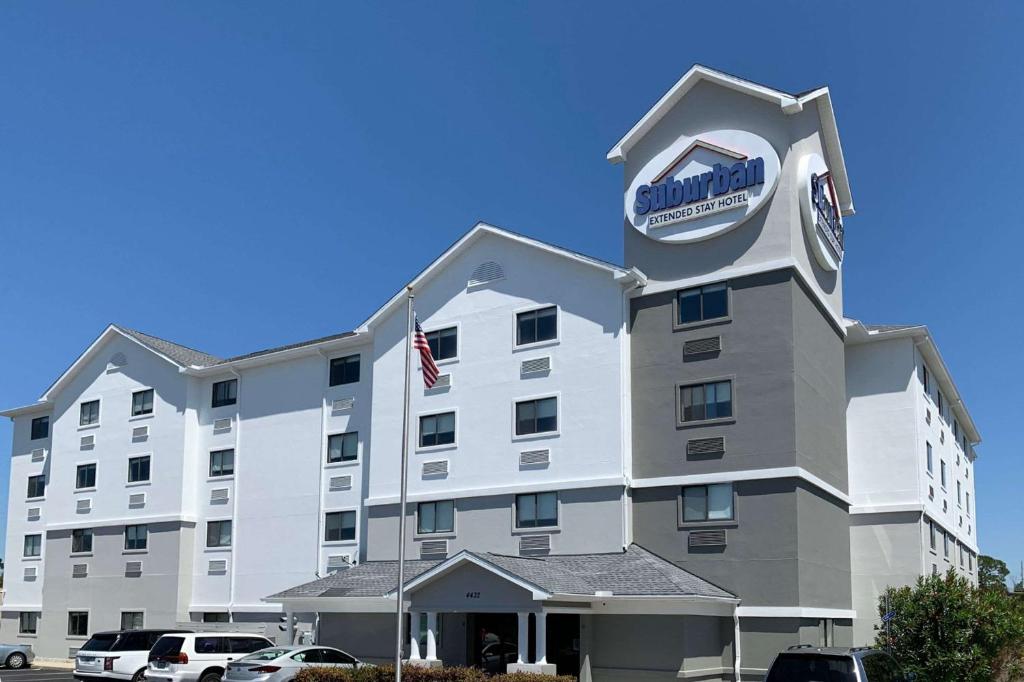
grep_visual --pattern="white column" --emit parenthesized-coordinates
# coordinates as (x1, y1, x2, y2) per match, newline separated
(408, 611, 421, 660)
(516, 612, 529, 664)
(285, 609, 295, 645)
(535, 611, 547, 664)
(426, 612, 438, 661)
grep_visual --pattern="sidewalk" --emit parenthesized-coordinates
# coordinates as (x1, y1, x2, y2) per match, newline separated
(32, 658, 75, 670)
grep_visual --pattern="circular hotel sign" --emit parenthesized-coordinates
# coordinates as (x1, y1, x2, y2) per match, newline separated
(626, 129, 781, 243)
(798, 153, 845, 271)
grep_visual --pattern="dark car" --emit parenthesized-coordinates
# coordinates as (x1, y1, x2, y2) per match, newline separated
(764, 646, 915, 682)
(479, 641, 517, 673)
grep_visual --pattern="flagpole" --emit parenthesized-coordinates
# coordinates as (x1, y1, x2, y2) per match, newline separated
(394, 286, 414, 682)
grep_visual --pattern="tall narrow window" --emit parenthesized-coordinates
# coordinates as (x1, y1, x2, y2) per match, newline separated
(515, 492, 558, 528)
(211, 380, 237, 408)
(515, 397, 558, 436)
(957, 481, 962, 506)
(325, 511, 356, 541)
(328, 355, 360, 387)
(419, 412, 455, 447)
(30, 416, 49, 440)
(209, 449, 234, 477)
(327, 432, 359, 463)
(19, 612, 38, 635)
(206, 520, 232, 548)
(128, 456, 151, 483)
(677, 283, 728, 325)
(937, 391, 944, 418)
(682, 484, 734, 522)
(76, 463, 97, 489)
(679, 380, 732, 423)
(80, 400, 100, 426)
(417, 500, 455, 534)
(966, 492, 971, 516)
(425, 327, 458, 361)
(940, 461, 947, 488)
(131, 389, 154, 417)
(929, 520, 937, 551)
(124, 524, 148, 551)
(27, 475, 46, 498)
(72, 528, 94, 553)
(23, 534, 42, 557)
(921, 364, 930, 394)
(516, 307, 557, 346)
(926, 442, 933, 474)
(943, 531, 950, 558)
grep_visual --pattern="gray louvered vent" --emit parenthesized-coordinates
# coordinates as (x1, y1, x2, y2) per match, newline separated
(76, 498, 92, 513)
(520, 357, 551, 375)
(72, 564, 88, 578)
(27, 507, 41, 521)
(519, 449, 551, 467)
(329, 475, 353, 491)
(132, 425, 149, 441)
(210, 488, 229, 503)
(420, 540, 448, 559)
(125, 561, 143, 576)
(24, 566, 37, 580)
(129, 493, 146, 508)
(431, 374, 451, 389)
(332, 397, 355, 412)
(468, 261, 505, 287)
(80, 434, 95, 449)
(108, 352, 127, 369)
(684, 336, 722, 356)
(31, 448, 45, 462)
(208, 559, 227, 574)
(688, 529, 727, 548)
(327, 554, 352, 571)
(687, 437, 726, 457)
(213, 418, 232, 433)
(422, 460, 449, 478)
(519, 534, 551, 554)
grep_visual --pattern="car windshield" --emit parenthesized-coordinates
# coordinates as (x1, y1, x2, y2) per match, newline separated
(240, 649, 289, 662)
(80, 634, 120, 652)
(766, 653, 857, 682)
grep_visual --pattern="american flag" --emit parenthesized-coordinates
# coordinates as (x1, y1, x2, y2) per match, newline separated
(413, 318, 440, 388)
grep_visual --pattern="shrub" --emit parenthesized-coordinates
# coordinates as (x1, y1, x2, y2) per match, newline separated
(294, 665, 576, 682)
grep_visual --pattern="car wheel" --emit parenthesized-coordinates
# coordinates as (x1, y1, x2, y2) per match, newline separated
(7, 652, 27, 670)
(200, 672, 223, 682)
(132, 669, 147, 682)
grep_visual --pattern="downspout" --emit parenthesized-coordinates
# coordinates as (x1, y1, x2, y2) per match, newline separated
(733, 604, 742, 682)
(227, 367, 242, 620)
(619, 271, 645, 550)
(315, 350, 330, 577)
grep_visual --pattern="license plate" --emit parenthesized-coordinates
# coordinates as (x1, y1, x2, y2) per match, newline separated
(79, 657, 96, 663)
(153, 661, 168, 669)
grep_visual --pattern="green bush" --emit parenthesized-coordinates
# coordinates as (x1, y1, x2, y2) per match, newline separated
(294, 665, 576, 682)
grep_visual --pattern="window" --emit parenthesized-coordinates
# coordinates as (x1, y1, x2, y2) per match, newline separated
(929, 520, 937, 551)
(121, 611, 144, 631)
(131, 389, 154, 417)
(80, 400, 100, 426)
(959, 544, 965, 568)
(125, 524, 148, 551)
(425, 327, 458, 361)
(957, 481, 962, 506)
(940, 460, 947, 489)
(928, 486, 934, 501)
(211, 380, 237, 408)
(515, 492, 558, 529)
(76, 463, 97, 489)
(969, 553, 974, 571)
(921, 364, 930, 394)
(327, 432, 359, 463)
(318, 649, 357, 665)
(203, 612, 230, 623)
(419, 412, 455, 447)
(30, 416, 49, 440)
(206, 520, 232, 548)
(19, 612, 38, 635)
(229, 638, 270, 654)
(966, 492, 971, 517)
(682, 483, 734, 522)
(516, 306, 557, 346)
(679, 380, 733, 423)
(128, 456, 151, 483)
(27, 475, 46, 499)
(209, 449, 234, 477)
(72, 528, 94, 554)
(68, 611, 89, 637)
(324, 511, 356, 542)
(515, 397, 557, 436)
(926, 443, 933, 474)
(417, 500, 455, 534)
(677, 283, 728, 325)
(328, 355, 360, 387)
(937, 391, 944, 418)
(943, 531, 950, 558)
(23, 534, 41, 557)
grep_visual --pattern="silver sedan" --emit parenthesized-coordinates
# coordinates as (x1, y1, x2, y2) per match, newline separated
(0, 643, 35, 669)
(224, 646, 366, 682)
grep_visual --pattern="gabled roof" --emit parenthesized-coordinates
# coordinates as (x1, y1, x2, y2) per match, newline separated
(118, 326, 223, 368)
(606, 64, 854, 216)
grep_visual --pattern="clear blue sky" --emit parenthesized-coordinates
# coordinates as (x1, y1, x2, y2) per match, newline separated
(1, 2, 1021, 577)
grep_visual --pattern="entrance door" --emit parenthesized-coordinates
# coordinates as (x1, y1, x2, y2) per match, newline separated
(466, 613, 517, 673)
(547, 614, 581, 677)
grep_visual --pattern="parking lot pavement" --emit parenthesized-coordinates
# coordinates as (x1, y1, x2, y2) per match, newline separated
(3, 668, 76, 682)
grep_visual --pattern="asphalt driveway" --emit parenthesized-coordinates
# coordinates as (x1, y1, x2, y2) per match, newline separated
(3, 668, 75, 682)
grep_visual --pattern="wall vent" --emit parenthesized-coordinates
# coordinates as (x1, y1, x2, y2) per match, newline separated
(467, 261, 505, 288)
(421, 460, 449, 478)
(687, 437, 726, 457)
(27, 507, 41, 521)
(107, 352, 128, 371)
(519, 534, 551, 555)
(80, 434, 95, 449)
(688, 529, 727, 548)
(76, 498, 92, 513)
(24, 566, 38, 580)
(125, 561, 143, 576)
(683, 336, 722, 357)
(208, 559, 227, 574)
(132, 425, 149, 441)
(213, 418, 232, 433)
(326, 554, 352, 572)
(329, 475, 353, 492)
(520, 357, 552, 375)
(31, 448, 45, 462)
(210, 488, 230, 504)
(72, 563, 88, 578)
(332, 397, 355, 412)
(420, 540, 448, 559)
(430, 374, 451, 389)
(129, 493, 146, 509)
(519, 449, 551, 467)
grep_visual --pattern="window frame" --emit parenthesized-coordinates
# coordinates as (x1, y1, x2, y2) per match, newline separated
(131, 388, 155, 418)
(513, 394, 559, 439)
(23, 533, 42, 558)
(676, 376, 736, 427)
(211, 379, 238, 409)
(928, 520, 937, 552)
(72, 528, 94, 555)
(673, 281, 731, 329)
(27, 474, 46, 500)
(324, 510, 358, 543)
(326, 431, 360, 464)
(423, 325, 459, 364)
(120, 610, 145, 631)
(679, 483, 736, 525)
(128, 455, 152, 484)
(68, 610, 90, 638)
(513, 492, 559, 531)
(513, 305, 559, 349)
(416, 500, 456, 536)
(209, 448, 235, 478)
(30, 416, 49, 440)
(328, 354, 361, 387)
(79, 399, 101, 428)
(76, 462, 97, 490)
(926, 442, 933, 475)
(206, 520, 233, 548)
(417, 410, 457, 450)
(124, 524, 149, 552)
(18, 611, 39, 635)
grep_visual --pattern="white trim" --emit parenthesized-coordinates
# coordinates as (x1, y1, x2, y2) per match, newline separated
(415, 408, 458, 453)
(631, 467, 851, 505)
(511, 303, 561, 351)
(511, 391, 561, 442)
(736, 606, 857, 619)
(387, 551, 552, 600)
(323, 506, 359, 546)
(46, 513, 196, 531)
(365, 475, 625, 506)
(850, 503, 924, 515)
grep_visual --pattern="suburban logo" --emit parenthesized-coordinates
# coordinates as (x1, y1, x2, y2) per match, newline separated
(799, 153, 845, 271)
(625, 130, 781, 244)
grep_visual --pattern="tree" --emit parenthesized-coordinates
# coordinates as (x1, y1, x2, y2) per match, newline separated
(980, 555, 1012, 592)
(878, 570, 1024, 682)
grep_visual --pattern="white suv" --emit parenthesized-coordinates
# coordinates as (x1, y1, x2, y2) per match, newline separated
(147, 633, 275, 682)
(74, 629, 192, 682)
